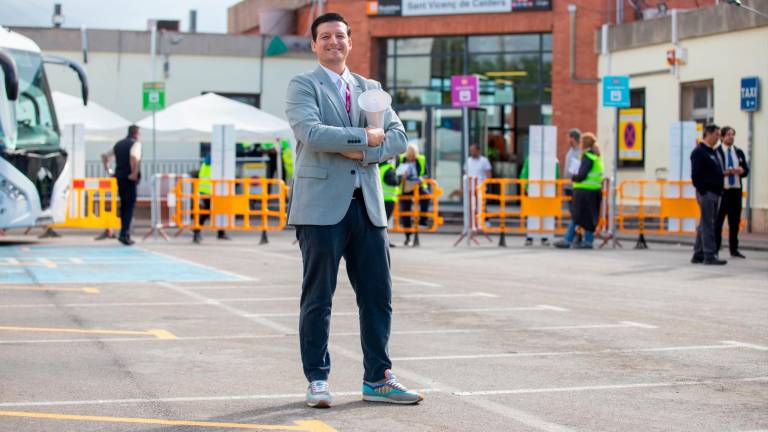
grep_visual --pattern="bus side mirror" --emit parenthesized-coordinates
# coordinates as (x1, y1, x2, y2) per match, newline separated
(43, 55, 89, 106)
(0, 49, 19, 101)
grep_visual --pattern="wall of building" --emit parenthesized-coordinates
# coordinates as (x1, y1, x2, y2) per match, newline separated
(10, 28, 316, 162)
(231, 0, 608, 163)
(597, 25, 768, 231)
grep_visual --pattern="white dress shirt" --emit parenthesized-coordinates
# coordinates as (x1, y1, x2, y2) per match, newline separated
(320, 65, 360, 189)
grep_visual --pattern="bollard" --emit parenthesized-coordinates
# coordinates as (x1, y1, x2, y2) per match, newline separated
(259, 230, 269, 245)
(498, 231, 507, 247)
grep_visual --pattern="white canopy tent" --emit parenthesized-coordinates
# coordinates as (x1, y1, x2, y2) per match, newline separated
(52, 91, 131, 140)
(136, 92, 294, 143)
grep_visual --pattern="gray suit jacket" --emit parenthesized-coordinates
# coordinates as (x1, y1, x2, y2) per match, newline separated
(285, 66, 408, 227)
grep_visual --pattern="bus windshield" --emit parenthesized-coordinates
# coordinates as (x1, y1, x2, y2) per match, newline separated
(7, 48, 59, 152)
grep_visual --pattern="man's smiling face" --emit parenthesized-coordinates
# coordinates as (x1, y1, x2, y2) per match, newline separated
(312, 21, 351, 69)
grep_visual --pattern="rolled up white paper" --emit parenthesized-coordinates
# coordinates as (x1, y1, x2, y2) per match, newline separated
(357, 89, 392, 128)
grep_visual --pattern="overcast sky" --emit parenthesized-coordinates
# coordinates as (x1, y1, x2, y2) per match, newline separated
(0, 0, 241, 33)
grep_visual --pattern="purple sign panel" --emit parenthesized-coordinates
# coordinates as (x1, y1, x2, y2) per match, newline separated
(451, 75, 478, 108)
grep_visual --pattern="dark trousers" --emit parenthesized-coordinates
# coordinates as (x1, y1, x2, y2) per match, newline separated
(693, 191, 720, 260)
(117, 177, 137, 239)
(384, 200, 395, 222)
(295, 195, 392, 383)
(716, 188, 742, 254)
(399, 193, 430, 231)
(193, 197, 226, 236)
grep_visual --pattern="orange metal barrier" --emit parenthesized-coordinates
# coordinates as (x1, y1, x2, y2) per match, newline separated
(616, 179, 747, 237)
(173, 178, 287, 232)
(478, 179, 573, 235)
(391, 179, 444, 235)
(52, 178, 121, 229)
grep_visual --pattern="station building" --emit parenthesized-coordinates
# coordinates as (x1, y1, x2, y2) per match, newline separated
(229, 0, 717, 202)
(596, 3, 767, 231)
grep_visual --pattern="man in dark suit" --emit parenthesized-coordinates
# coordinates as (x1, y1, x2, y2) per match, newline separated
(690, 124, 726, 265)
(715, 126, 749, 258)
(285, 12, 421, 408)
(102, 125, 141, 246)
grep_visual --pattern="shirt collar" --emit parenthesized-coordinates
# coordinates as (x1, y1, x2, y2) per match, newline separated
(320, 65, 352, 89)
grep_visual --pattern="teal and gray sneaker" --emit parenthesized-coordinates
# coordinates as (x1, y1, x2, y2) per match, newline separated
(306, 380, 331, 408)
(362, 372, 423, 404)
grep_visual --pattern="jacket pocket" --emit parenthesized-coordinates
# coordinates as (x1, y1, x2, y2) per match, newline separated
(297, 166, 328, 179)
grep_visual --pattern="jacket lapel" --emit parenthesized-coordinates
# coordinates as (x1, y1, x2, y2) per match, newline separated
(350, 75, 364, 127)
(313, 66, 351, 127)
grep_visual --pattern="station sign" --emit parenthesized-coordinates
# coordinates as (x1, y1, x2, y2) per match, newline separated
(451, 75, 478, 108)
(602, 75, 630, 108)
(142, 81, 165, 111)
(366, 0, 551, 16)
(740, 76, 760, 112)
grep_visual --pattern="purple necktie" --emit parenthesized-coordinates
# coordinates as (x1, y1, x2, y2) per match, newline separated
(344, 82, 351, 114)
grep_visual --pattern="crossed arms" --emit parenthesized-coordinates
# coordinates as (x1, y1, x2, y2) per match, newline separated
(285, 75, 407, 165)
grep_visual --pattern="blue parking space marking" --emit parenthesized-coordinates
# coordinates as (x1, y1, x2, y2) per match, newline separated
(0, 246, 247, 284)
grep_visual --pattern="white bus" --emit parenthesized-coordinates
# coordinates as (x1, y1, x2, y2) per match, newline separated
(0, 26, 88, 230)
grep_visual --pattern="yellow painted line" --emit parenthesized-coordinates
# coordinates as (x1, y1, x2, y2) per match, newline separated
(0, 286, 100, 294)
(0, 411, 337, 431)
(0, 326, 177, 340)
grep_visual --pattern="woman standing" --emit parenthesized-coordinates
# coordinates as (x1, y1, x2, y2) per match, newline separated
(555, 133, 604, 249)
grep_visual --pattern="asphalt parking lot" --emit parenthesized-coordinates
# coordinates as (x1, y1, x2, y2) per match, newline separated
(0, 230, 766, 432)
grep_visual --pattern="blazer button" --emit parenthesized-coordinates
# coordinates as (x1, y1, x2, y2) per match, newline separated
(350, 170, 356, 175)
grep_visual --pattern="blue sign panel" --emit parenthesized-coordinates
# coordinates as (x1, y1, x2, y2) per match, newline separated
(603, 75, 630, 108)
(740, 77, 760, 112)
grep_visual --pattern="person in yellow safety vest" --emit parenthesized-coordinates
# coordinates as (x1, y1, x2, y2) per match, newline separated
(555, 132, 604, 249)
(261, 139, 294, 183)
(396, 144, 429, 246)
(379, 159, 400, 247)
(280, 138, 294, 183)
(193, 155, 230, 244)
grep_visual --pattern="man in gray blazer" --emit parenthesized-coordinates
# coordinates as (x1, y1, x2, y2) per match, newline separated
(285, 12, 422, 408)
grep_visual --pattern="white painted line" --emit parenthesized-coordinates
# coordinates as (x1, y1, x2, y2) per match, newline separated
(722, 341, 768, 351)
(0, 328, 480, 345)
(0, 389, 441, 408)
(528, 321, 656, 331)
(619, 321, 659, 329)
(140, 248, 254, 281)
(327, 345, 575, 432)
(68, 258, 85, 264)
(453, 376, 768, 396)
(0, 292, 499, 309)
(157, 282, 292, 334)
(244, 305, 568, 318)
(391, 275, 442, 288)
(392, 342, 761, 362)
(436, 305, 569, 313)
(397, 292, 499, 299)
(157, 284, 575, 432)
(36, 258, 57, 268)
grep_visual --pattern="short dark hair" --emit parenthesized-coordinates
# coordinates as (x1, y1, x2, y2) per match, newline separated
(311, 12, 350, 41)
(721, 126, 735, 137)
(568, 128, 581, 140)
(128, 125, 139, 137)
(703, 124, 720, 138)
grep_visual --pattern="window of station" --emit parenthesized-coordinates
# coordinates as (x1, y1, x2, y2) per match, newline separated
(381, 33, 552, 176)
